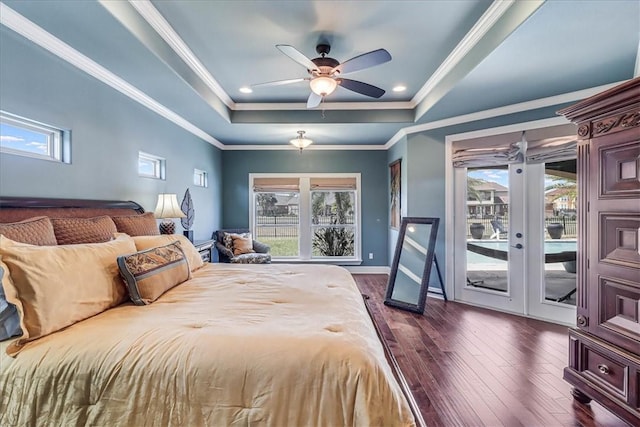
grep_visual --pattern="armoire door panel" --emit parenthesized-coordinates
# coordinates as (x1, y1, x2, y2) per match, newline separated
(599, 213, 640, 268)
(599, 139, 640, 198)
(596, 275, 640, 348)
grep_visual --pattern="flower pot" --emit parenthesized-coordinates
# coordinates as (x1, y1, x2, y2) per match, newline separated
(470, 223, 485, 240)
(563, 260, 577, 273)
(547, 223, 564, 239)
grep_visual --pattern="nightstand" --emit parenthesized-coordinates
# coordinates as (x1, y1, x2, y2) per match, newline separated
(193, 239, 214, 263)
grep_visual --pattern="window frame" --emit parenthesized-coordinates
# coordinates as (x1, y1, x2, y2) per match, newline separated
(138, 151, 165, 180)
(193, 168, 208, 187)
(249, 173, 362, 264)
(0, 111, 69, 163)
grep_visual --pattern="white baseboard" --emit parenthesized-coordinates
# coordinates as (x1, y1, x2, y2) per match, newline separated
(344, 266, 390, 274)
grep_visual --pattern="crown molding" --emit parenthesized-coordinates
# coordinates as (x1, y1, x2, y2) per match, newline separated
(384, 80, 624, 149)
(127, 0, 235, 109)
(233, 101, 414, 111)
(222, 144, 386, 151)
(0, 2, 225, 149)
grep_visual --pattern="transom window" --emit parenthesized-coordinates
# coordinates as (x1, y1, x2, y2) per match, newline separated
(138, 151, 165, 180)
(0, 111, 68, 163)
(194, 168, 208, 187)
(250, 174, 361, 263)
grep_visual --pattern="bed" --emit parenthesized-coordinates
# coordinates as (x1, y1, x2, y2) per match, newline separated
(0, 197, 418, 426)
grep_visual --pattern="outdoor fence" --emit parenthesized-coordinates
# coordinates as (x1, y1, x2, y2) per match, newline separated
(466, 216, 577, 239)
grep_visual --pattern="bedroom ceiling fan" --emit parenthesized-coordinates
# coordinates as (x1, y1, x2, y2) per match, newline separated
(251, 43, 392, 108)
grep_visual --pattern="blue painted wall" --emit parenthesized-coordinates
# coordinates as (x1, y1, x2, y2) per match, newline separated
(221, 149, 388, 266)
(0, 28, 222, 240)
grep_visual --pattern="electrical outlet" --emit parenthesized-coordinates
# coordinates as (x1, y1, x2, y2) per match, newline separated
(368, 252, 374, 259)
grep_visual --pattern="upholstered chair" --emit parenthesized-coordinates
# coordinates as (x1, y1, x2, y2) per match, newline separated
(213, 229, 271, 264)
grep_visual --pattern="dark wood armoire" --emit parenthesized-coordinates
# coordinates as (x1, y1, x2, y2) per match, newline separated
(558, 78, 639, 425)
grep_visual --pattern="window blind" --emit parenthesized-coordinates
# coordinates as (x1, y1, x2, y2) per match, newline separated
(253, 177, 299, 192)
(310, 177, 357, 190)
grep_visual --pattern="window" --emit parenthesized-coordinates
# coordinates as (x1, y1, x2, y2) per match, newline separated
(138, 151, 165, 179)
(194, 168, 208, 187)
(0, 111, 69, 162)
(250, 174, 361, 263)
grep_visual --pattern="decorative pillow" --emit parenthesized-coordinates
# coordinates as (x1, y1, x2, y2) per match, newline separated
(111, 212, 159, 236)
(0, 262, 21, 341)
(132, 234, 204, 272)
(51, 215, 117, 245)
(223, 232, 255, 256)
(0, 234, 136, 356)
(0, 216, 57, 246)
(117, 241, 190, 305)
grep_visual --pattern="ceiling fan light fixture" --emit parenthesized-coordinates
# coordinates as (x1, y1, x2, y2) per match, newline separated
(309, 76, 337, 97)
(290, 130, 313, 151)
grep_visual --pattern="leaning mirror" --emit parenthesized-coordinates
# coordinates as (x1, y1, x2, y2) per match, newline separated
(384, 217, 440, 314)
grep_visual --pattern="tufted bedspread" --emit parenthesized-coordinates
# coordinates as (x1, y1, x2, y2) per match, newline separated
(0, 263, 415, 426)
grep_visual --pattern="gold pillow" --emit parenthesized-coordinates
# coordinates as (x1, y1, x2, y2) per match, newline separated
(230, 233, 255, 256)
(132, 234, 204, 271)
(117, 241, 190, 305)
(0, 234, 136, 356)
(0, 216, 57, 246)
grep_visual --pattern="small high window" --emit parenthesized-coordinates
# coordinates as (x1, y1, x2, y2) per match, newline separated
(138, 151, 165, 180)
(0, 111, 69, 163)
(194, 168, 208, 187)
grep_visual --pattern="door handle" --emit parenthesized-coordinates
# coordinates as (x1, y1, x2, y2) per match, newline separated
(511, 243, 523, 249)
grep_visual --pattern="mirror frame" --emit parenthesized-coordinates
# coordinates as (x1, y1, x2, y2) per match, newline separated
(384, 216, 440, 314)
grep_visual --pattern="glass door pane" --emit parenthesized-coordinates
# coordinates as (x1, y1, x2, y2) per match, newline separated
(543, 160, 577, 305)
(466, 167, 510, 293)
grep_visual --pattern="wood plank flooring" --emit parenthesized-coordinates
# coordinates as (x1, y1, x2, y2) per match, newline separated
(352, 274, 628, 427)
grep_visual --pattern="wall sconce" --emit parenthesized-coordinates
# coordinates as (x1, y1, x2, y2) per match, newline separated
(154, 193, 186, 234)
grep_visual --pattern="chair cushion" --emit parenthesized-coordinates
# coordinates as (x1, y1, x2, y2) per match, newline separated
(230, 253, 271, 264)
(223, 232, 255, 256)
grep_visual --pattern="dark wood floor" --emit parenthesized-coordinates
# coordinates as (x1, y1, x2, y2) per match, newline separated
(353, 274, 628, 427)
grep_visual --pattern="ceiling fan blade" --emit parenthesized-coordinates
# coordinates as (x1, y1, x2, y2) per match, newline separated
(307, 92, 322, 108)
(276, 44, 319, 71)
(333, 48, 391, 75)
(339, 78, 385, 98)
(251, 78, 307, 88)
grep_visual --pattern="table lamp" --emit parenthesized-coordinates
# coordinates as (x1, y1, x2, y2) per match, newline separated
(154, 193, 186, 234)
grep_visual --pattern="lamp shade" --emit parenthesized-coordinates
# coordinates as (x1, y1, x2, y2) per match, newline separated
(309, 76, 337, 96)
(154, 194, 186, 219)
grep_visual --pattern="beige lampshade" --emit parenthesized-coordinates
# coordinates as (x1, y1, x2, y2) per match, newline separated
(154, 194, 186, 219)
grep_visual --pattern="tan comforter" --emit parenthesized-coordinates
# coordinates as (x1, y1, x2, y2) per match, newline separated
(0, 263, 415, 426)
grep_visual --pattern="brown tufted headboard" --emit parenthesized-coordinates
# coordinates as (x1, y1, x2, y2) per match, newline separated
(0, 197, 145, 223)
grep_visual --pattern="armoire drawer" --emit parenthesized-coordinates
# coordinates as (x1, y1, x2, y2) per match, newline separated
(568, 329, 639, 405)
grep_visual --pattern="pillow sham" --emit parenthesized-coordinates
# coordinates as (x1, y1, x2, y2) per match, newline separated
(0, 262, 21, 341)
(51, 215, 117, 245)
(111, 212, 159, 236)
(0, 233, 136, 356)
(117, 241, 190, 305)
(132, 234, 204, 272)
(0, 216, 57, 246)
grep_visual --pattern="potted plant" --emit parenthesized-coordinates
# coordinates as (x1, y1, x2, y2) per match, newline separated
(469, 223, 485, 239)
(547, 223, 563, 239)
(180, 188, 195, 241)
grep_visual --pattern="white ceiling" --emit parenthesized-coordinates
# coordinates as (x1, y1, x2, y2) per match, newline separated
(1, 0, 638, 148)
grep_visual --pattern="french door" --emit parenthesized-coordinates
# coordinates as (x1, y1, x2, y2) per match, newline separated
(453, 159, 577, 325)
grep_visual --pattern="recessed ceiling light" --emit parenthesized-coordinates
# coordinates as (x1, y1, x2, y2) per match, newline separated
(392, 85, 406, 92)
(239, 87, 253, 94)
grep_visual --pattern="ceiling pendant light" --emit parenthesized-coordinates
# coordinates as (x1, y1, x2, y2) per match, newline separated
(309, 76, 337, 97)
(290, 130, 313, 151)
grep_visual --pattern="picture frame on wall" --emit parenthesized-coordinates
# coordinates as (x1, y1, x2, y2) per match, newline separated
(389, 159, 401, 229)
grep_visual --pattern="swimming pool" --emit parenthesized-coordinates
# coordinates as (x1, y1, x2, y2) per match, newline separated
(467, 240, 576, 265)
